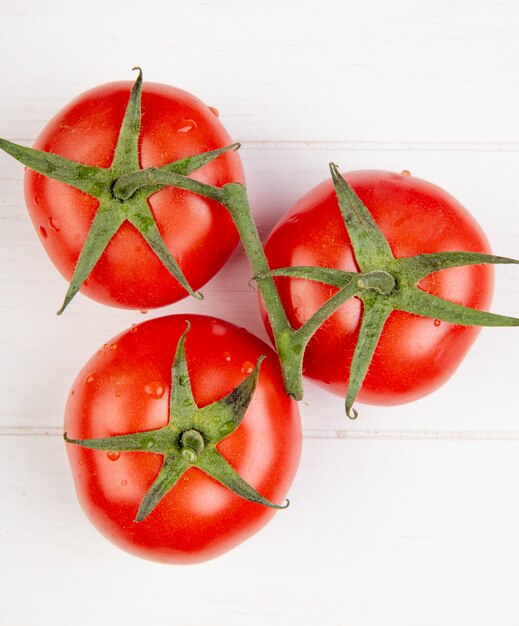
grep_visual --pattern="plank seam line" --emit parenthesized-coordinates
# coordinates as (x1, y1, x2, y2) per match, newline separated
(4, 139, 519, 152)
(2, 427, 519, 441)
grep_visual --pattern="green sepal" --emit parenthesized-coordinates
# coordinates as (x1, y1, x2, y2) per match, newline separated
(396, 251, 519, 283)
(0, 138, 110, 197)
(345, 298, 392, 418)
(161, 143, 241, 175)
(259, 266, 356, 288)
(396, 287, 519, 327)
(127, 196, 203, 300)
(195, 447, 289, 509)
(330, 163, 394, 270)
(63, 427, 172, 454)
(195, 355, 264, 440)
(110, 66, 142, 174)
(169, 322, 198, 427)
(294, 277, 359, 345)
(135, 454, 189, 522)
(57, 199, 126, 315)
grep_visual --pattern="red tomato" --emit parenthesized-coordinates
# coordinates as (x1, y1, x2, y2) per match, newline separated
(64, 315, 301, 564)
(262, 170, 494, 405)
(25, 81, 243, 309)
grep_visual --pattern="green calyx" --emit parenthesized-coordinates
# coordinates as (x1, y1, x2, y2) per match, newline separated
(263, 164, 519, 417)
(0, 67, 241, 314)
(64, 322, 287, 522)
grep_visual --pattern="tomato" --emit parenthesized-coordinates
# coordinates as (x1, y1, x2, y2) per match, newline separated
(262, 170, 494, 405)
(25, 80, 243, 309)
(64, 315, 301, 564)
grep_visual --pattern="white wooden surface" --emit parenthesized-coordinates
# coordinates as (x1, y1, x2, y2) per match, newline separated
(1, 1, 518, 624)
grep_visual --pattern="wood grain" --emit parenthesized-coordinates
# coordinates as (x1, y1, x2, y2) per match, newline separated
(0, 0, 518, 624)
(1, 435, 519, 625)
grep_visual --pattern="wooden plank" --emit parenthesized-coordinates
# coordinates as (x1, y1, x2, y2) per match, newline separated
(0, 0, 518, 143)
(1, 0, 519, 623)
(1, 435, 519, 625)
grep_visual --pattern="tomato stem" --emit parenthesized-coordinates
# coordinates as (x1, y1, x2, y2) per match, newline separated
(221, 183, 308, 399)
(107, 161, 519, 416)
(356, 270, 395, 295)
(111, 143, 240, 201)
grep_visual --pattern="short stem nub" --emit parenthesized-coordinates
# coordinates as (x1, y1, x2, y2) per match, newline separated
(112, 171, 149, 201)
(356, 270, 396, 296)
(180, 429, 205, 463)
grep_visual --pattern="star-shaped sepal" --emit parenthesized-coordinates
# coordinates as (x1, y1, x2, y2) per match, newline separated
(0, 68, 241, 314)
(64, 322, 288, 522)
(257, 164, 519, 417)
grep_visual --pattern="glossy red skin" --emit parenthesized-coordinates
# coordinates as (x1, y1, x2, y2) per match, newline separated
(263, 170, 494, 405)
(25, 81, 244, 309)
(64, 315, 301, 564)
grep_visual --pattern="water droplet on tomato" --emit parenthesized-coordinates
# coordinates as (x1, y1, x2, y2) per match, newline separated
(241, 361, 255, 375)
(208, 106, 219, 117)
(140, 309, 148, 315)
(223, 351, 232, 362)
(70, 389, 75, 397)
(48, 217, 60, 232)
(115, 388, 122, 397)
(34, 195, 41, 205)
(85, 374, 96, 384)
(212, 323, 227, 336)
(292, 295, 303, 313)
(144, 381, 165, 399)
(176, 119, 197, 133)
(106, 451, 121, 461)
(121, 479, 128, 487)
(434, 319, 441, 327)
(130, 324, 138, 333)
(401, 169, 411, 177)
(288, 215, 300, 224)
(110, 343, 117, 351)
(39, 226, 48, 239)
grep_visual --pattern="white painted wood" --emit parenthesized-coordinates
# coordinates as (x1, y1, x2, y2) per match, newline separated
(1, 0, 519, 623)
(2, 435, 519, 625)
(1, 0, 519, 143)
